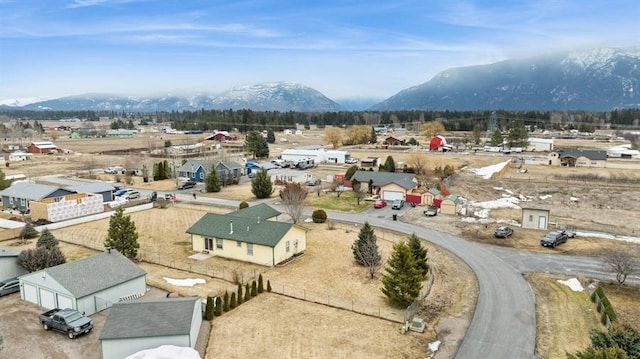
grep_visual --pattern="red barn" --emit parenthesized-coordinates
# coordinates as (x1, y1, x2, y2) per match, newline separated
(429, 135, 451, 152)
(27, 141, 58, 154)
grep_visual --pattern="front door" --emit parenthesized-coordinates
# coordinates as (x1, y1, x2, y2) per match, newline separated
(204, 237, 213, 251)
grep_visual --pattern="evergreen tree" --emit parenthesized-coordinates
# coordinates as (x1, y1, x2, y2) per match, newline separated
(267, 280, 272, 292)
(251, 168, 273, 199)
(345, 165, 359, 180)
(381, 241, 423, 307)
(36, 228, 58, 249)
(258, 274, 264, 293)
(507, 122, 529, 148)
(223, 291, 230, 312)
(20, 222, 39, 240)
(351, 222, 381, 267)
(230, 292, 237, 309)
(205, 296, 215, 320)
(214, 296, 222, 316)
(104, 206, 140, 258)
(266, 128, 276, 144)
(490, 129, 504, 146)
(251, 280, 257, 297)
(0, 169, 12, 190)
(237, 283, 244, 305)
(381, 156, 396, 172)
(245, 131, 269, 158)
(369, 126, 377, 144)
(205, 165, 222, 192)
(244, 283, 251, 301)
(408, 233, 429, 277)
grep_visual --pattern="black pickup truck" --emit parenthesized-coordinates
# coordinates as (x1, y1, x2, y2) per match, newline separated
(39, 308, 94, 339)
(540, 231, 569, 248)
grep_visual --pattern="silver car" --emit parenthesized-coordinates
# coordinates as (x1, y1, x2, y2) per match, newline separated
(0, 278, 19, 296)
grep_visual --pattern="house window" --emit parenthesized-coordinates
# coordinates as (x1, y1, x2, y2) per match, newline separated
(237, 241, 242, 247)
(286, 241, 290, 252)
(247, 243, 253, 256)
(216, 238, 223, 249)
(529, 215, 533, 222)
(20, 199, 26, 206)
(9, 197, 13, 205)
(199, 172, 204, 180)
(204, 237, 213, 250)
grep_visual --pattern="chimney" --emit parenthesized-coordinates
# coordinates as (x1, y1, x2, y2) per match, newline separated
(229, 220, 233, 234)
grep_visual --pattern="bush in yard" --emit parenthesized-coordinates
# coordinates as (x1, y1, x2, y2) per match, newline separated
(223, 291, 230, 312)
(237, 284, 243, 305)
(251, 280, 258, 297)
(18, 246, 66, 272)
(258, 274, 264, 293)
(214, 296, 222, 316)
(267, 280, 272, 292)
(239, 201, 249, 209)
(205, 296, 214, 320)
(312, 209, 327, 223)
(37, 228, 58, 249)
(230, 292, 237, 309)
(245, 284, 251, 301)
(20, 222, 39, 240)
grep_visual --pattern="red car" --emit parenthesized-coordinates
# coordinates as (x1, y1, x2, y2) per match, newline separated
(373, 200, 387, 209)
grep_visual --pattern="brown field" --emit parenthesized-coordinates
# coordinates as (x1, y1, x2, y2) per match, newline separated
(3, 129, 640, 357)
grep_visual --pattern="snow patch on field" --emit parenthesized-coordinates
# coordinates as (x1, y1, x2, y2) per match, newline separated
(126, 345, 201, 359)
(557, 278, 584, 292)
(163, 277, 206, 287)
(471, 160, 511, 179)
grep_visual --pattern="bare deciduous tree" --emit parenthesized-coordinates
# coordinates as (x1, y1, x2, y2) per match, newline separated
(279, 182, 308, 224)
(324, 127, 343, 149)
(603, 248, 638, 286)
(352, 179, 367, 205)
(353, 236, 382, 279)
(408, 152, 429, 185)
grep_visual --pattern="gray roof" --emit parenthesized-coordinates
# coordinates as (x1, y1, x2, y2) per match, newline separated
(64, 182, 115, 194)
(99, 297, 199, 340)
(351, 171, 417, 190)
(40, 251, 146, 298)
(0, 246, 19, 257)
(230, 203, 280, 220)
(557, 149, 608, 160)
(177, 159, 242, 173)
(186, 211, 294, 247)
(0, 182, 70, 200)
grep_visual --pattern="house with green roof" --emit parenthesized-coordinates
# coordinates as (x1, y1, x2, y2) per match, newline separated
(186, 204, 306, 266)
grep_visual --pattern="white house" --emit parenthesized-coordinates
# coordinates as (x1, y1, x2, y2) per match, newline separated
(9, 151, 33, 161)
(99, 297, 202, 359)
(19, 250, 146, 315)
(279, 145, 352, 164)
(526, 138, 554, 152)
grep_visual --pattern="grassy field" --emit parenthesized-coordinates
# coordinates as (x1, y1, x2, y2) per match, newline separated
(305, 189, 371, 212)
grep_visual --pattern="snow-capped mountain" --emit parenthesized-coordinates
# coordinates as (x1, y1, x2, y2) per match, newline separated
(0, 97, 49, 107)
(372, 47, 640, 111)
(1, 82, 343, 112)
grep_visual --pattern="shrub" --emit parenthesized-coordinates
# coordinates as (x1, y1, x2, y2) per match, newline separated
(230, 292, 237, 309)
(245, 283, 251, 301)
(223, 291, 230, 312)
(239, 201, 249, 209)
(251, 280, 257, 297)
(258, 274, 264, 293)
(214, 296, 222, 316)
(237, 284, 243, 305)
(591, 287, 606, 303)
(20, 222, 39, 240)
(267, 280, 272, 292)
(312, 209, 327, 223)
(205, 296, 215, 320)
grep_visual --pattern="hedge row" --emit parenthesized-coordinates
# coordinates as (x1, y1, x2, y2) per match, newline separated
(204, 274, 272, 321)
(590, 286, 617, 325)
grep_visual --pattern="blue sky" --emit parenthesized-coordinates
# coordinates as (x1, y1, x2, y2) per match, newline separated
(1, 0, 638, 102)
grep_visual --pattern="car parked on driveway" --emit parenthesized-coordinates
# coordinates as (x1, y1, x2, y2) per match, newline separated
(391, 199, 404, 210)
(540, 231, 569, 248)
(177, 180, 197, 190)
(373, 200, 387, 209)
(494, 226, 514, 238)
(0, 278, 19, 296)
(123, 191, 140, 200)
(423, 206, 438, 217)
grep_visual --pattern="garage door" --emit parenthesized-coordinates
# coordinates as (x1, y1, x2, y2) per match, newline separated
(57, 294, 73, 310)
(382, 190, 403, 201)
(22, 283, 38, 304)
(39, 288, 56, 309)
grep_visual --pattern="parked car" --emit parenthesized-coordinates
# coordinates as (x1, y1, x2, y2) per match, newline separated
(494, 226, 514, 238)
(124, 191, 140, 200)
(0, 278, 19, 296)
(423, 206, 438, 217)
(306, 179, 321, 186)
(391, 199, 404, 210)
(177, 180, 197, 190)
(540, 231, 569, 248)
(373, 200, 387, 209)
(345, 158, 359, 164)
(40, 308, 94, 339)
(113, 188, 130, 197)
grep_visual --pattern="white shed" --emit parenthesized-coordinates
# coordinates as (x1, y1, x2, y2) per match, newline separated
(100, 297, 202, 359)
(526, 138, 554, 152)
(521, 207, 550, 230)
(0, 247, 28, 282)
(280, 146, 351, 164)
(19, 250, 146, 315)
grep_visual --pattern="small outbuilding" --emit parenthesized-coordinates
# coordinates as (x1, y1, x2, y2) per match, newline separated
(440, 194, 463, 215)
(521, 207, 550, 230)
(99, 296, 202, 359)
(19, 250, 146, 315)
(0, 246, 28, 282)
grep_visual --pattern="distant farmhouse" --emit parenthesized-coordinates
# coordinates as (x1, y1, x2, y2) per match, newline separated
(548, 149, 607, 167)
(27, 141, 58, 154)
